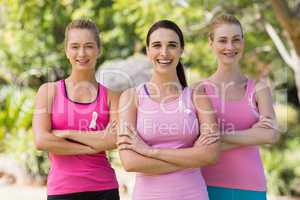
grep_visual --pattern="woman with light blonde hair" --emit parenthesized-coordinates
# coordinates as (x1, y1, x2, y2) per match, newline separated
(33, 19, 120, 200)
(197, 14, 279, 200)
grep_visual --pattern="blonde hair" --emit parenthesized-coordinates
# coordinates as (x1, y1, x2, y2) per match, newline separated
(209, 14, 243, 41)
(64, 19, 101, 48)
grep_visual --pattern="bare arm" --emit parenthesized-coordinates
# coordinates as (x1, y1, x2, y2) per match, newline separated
(118, 88, 184, 174)
(32, 83, 97, 155)
(221, 80, 280, 147)
(144, 87, 220, 168)
(220, 143, 241, 151)
(119, 149, 184, 174)
(54, 90, 120, 152)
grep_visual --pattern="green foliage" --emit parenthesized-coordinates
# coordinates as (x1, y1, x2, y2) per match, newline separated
(0, 85, 49, 177)
(262, 141, 300, 196)
(262, 104, 300, 196)
(0, 1, 66, 86)
(0, 0, 299, 196)
(0, 0, 289, 82)
(0, 0, 116, 86)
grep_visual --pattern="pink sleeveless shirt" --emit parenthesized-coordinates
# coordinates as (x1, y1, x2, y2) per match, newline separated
(133, 84, 209, 200)
(48, 80, 118, 195)
(201, 79, 266, 191)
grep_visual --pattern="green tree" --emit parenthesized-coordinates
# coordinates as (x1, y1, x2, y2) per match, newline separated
(266, 0, 300, 104)
(0, 0, 119, 87)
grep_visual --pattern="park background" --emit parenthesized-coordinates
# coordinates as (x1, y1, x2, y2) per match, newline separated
(0, 0, 299, 199)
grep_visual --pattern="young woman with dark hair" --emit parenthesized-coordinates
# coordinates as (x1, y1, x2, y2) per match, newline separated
(117, 20, 220, 200)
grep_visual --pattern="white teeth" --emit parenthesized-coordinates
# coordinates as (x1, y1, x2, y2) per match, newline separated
(157, 59, 172, 64)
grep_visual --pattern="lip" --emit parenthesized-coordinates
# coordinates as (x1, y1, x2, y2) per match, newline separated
(76, 59, 90, 65)
(156, 59, 173, 65)
(222, 52, 238, 57)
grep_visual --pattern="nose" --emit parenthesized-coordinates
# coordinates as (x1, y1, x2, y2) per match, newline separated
(160, 46, 168, 56)
(78, 47, 86, 57)
(225, 41, 234, 50)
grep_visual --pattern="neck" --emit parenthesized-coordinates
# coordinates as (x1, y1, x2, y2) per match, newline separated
(150, 72, 181, 91)
(211, 62, 245, 83)
(68, 69, 97, 85)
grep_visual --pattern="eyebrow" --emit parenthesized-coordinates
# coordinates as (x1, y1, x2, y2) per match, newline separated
(169, 41, 178, 45)
(151, 41, 160, 45)
(69, 42, 96, 45)
(218, 35, 242, 39)
(85, 42, 96, 45)
(151, 41, 179, 45)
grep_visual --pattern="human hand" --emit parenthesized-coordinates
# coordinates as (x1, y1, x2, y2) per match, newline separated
(117, 123, 153, 156)
(105, 120, 118, 135)
(194, 131, 220, 146)
(252, 116, 277, 130)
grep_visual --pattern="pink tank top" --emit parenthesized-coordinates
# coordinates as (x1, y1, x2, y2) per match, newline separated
(201, 79, 266, 191)
(48, 80, 118, 195)
(133, 84, 209, 200)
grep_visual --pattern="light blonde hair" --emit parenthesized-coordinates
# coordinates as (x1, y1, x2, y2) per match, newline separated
(64, 19, 101, 48)
(209, 14, 243, 41)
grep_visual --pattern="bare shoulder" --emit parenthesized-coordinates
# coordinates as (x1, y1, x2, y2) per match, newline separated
(107, 89, 122, 109)
(120, 87, 136, 99)
(253, 79, 273, 101)
(118, 87, 138, 111)
(190, 82, 213, 112)
(107, 89, 121, 100)
(253, 79, 275, 118)
(254, 79, 270, 92)
(191, 80, 207, 90)
(191, 80, 207, 96)
(36, 82, 57, 99)
(34, 82, 57, 113)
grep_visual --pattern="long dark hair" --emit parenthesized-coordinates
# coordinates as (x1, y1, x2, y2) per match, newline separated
(146, 20, 187, 88)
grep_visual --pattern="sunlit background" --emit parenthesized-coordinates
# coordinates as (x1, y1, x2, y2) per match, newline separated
(0, 0, 299, 199)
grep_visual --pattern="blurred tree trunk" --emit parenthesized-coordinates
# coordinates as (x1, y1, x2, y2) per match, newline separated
(267, 0, 300, 103)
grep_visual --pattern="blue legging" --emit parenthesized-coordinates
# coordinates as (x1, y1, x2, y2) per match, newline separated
(207, 186, 267, 200)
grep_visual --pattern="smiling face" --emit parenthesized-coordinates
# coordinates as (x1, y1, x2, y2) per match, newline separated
(210, 23, 244, 66)
(65, 28, 100, 70)
(146, 28, 183, 74)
